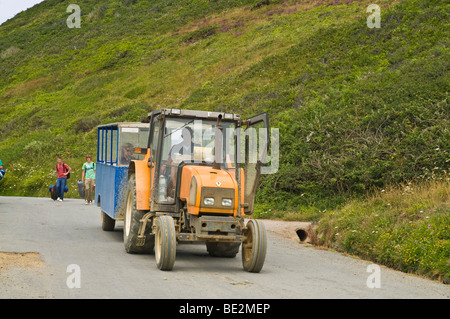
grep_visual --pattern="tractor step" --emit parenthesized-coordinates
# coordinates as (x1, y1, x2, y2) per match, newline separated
(136, 235, 146, 246)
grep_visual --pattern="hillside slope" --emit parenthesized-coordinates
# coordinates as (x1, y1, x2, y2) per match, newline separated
(0, 0, 448, 212)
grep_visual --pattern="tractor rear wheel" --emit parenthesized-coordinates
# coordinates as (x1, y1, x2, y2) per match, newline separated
(123, 174, 154, 254)
(242, 219, 267, 273)
(155, 215, 177, 270)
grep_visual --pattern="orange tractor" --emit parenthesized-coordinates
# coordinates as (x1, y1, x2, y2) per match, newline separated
(115, 109, 269, 272)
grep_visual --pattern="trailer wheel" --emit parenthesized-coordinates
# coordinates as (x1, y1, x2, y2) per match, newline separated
(101, 211, 115, 231)
(206, 242, 240, 258)
(123, 174, 154, 254)
(155, 215, 176, 271)
(242, 219, 267, 273)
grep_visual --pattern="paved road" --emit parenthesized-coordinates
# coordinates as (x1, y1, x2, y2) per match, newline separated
(0, 196, 448, 299)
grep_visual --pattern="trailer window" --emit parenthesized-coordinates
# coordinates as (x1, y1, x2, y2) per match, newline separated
(119, 127, 149, 166)
(97, 126, 118, 165)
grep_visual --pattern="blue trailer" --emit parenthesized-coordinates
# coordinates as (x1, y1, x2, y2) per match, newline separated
(95, 122, 149, 230)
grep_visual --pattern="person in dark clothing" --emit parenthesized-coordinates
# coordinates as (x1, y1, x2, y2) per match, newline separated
(164, 127, 197, 199)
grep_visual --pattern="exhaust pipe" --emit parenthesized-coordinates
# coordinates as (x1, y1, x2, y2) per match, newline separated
(212, 114, 223, 170)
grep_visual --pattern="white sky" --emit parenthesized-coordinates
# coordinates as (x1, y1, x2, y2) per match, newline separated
(0, 0, 45, 26)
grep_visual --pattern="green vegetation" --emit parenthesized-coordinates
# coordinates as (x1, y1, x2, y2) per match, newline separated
(0, 0, 448, 281)
(317, 178, 449, 283)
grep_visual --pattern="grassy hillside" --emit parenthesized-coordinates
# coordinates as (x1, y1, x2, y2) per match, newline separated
(0, 0, 448, 207)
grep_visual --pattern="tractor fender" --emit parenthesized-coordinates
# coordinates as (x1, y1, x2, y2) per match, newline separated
(128, 160, 150, 211)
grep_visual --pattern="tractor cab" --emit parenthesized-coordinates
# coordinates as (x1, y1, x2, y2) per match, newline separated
(130, 109, 269, 216)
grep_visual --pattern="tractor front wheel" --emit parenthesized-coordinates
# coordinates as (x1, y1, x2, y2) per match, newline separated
(242, 219, 267, 273)
(155, 215, 177, 271)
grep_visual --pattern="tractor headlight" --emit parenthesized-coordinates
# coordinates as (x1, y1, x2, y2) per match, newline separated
(221, 198, 232, 207)
(200, 187, 234, 209)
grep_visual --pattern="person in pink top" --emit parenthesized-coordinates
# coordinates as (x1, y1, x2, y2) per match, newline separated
(55, 156, 71, 202)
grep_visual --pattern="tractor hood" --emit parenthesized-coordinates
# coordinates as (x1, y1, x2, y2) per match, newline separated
(179, 165, 242, 216)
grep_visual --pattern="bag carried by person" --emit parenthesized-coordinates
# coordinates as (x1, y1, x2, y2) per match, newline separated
(49, 185, 57, 200)
(77, 180, 85, 198)
(49, 184, 69, 200)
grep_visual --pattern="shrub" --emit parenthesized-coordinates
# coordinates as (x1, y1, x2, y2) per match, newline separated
(316, 178, 450, 283)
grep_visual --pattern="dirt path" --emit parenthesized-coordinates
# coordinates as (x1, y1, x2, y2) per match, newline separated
(0, 251, 52, 298)
(0, 252, 45, 271)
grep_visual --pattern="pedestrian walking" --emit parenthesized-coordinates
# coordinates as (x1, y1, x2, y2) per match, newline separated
(55, 156, 71, 202)
(0, 158, 5, 181)
(82, 155, 96, 205)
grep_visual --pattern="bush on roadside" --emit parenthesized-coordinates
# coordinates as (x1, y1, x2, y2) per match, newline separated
(316, 178, 450, 283)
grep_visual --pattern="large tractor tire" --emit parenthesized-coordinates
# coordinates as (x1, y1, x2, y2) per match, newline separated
(101, 211, 115, 231)
(154, 215, 177, 271)
(123, 174, 154, 254)
(206, 242, 240, 258)
(242, 219, 267, 273)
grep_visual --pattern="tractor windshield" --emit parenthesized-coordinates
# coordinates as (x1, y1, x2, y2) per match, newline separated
(158, 117, 236, 203)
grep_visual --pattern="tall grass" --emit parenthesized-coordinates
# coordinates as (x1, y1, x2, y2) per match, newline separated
(316, 176, 450, 283)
